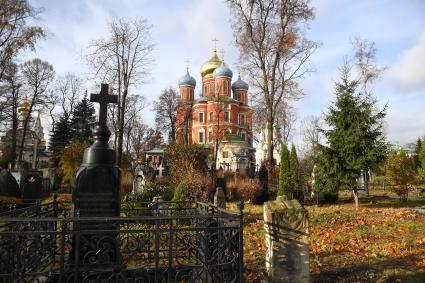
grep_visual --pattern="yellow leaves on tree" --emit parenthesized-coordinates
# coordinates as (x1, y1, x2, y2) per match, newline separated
(59, 141, 88, 186)
(385, 150, 416, 198)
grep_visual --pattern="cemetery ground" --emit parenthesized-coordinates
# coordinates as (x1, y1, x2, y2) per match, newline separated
(229, 190, 425, 283)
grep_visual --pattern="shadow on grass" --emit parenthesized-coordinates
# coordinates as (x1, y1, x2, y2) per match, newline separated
(313, 256, 425, 283)
(360, 195, 425, 209)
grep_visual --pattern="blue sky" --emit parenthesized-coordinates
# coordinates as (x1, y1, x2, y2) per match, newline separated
(24, 0, 425, 146)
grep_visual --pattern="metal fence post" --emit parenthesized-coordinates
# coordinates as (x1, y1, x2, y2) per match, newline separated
(60, 211, 67, 283)
(237, 200, 244, 283)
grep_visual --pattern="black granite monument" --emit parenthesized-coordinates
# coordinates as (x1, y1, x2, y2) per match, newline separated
(72, 83, 121, 266)
(21, 170, 43, 204)
(0, 169, 20, 198)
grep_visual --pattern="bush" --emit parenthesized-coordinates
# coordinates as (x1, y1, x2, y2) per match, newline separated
(172, 182, 187, 202)
(227, 175, 262, 204)
(179, 168, 213, 201)
(128, 182, 173, 203)
(321, 192, 339, 204)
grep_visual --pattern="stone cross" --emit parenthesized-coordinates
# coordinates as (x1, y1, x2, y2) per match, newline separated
(157, 162, 165, 177)
(90, 84, 117, 126)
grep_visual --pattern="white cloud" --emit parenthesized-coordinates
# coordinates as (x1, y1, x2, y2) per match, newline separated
(386, 32, 425, 93)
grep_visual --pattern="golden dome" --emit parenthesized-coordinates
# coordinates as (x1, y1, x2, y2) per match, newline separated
(18, 97, 30, 115)
(200, 51, 222, 77)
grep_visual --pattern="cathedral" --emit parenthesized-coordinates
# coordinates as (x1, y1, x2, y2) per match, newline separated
(176, 47, 255, 173)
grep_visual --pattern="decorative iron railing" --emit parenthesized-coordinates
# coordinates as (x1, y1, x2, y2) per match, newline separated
(0, 198, 244, 283)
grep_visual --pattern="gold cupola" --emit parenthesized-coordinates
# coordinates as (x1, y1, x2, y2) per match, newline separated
(200, 50, 222, 78)
(18, 96, 30, 115)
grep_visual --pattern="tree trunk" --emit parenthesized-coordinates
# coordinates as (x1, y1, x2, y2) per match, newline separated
(353, 187, 359, 211)
(11, 87, 18, 168)
(267, 113, 274, 167)
(364, 169, 369, 195)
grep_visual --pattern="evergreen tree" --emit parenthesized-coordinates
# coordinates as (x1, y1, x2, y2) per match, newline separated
(418, 141, 425, 182)
(289, 144, 301, 199)
(414, 137, 422, 172)
(71, 97, 96, 143)
(320, 65, 387, 209)
(50, 115, 73, 166)
(278, 143, 290, 197)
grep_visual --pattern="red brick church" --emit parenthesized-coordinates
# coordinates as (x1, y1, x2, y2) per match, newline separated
(176, 47, 255, 173)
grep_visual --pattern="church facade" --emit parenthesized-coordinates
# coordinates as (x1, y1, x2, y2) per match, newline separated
(176, 48, 255, 173)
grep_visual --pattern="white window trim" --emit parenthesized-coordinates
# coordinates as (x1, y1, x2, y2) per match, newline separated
(198, 128, 205, 144)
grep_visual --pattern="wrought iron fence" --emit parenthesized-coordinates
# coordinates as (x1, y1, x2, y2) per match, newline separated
(0, 198, 244, 283)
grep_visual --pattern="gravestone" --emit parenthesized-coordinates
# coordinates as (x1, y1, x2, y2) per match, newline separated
(264, 196, 309, 283)
(0, 169, 21, 198)
(214, 187, 226, 209)
(21, 170, 43, 203)
(72, 83, 120, 266)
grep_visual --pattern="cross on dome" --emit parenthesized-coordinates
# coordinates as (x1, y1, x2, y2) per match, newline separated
(212, 38, 219, 52)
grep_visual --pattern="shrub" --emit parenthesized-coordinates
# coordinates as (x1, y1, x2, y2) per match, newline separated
(128, 182, 173, 203)
(321, 192, 339, 204)
(179, 168, 213, 201)
(172, 183, 187, 202)
(227, 175, 262, 204)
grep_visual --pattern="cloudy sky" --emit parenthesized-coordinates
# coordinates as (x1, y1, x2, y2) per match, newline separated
(24, 0, 425, 146)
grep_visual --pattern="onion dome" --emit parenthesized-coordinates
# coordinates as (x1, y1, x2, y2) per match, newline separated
(213, 62, 233, 78)
(200, 51, 222, 77)
(232, 75, 249, 91)
(18, 96, 30, 115)
(178, 70, 196, 87)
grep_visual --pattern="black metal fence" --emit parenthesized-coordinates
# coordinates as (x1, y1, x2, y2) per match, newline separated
(0, 198, 244, 283)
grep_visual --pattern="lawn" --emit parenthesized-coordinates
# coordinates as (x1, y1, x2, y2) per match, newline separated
(229, 193, 425, 282)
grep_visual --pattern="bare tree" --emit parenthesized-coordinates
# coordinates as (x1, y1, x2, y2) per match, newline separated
(0, 0, 45, 81)
(86, 18, 154, 166)
(45, 73, 82, 132)
(129, 119, 148, 160)
(226, 0, 319, 166)
(123, 95, 146, 153)
(153, 87, 179, 142)
(19, 58, 54, 163)
(300, 115, 322, 157)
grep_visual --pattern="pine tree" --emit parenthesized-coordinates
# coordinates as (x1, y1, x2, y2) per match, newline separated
(278, 143, 291, 197)
(320, 65, 387, 209)
(71, 97, 96, 143)
(50, 115, 73, 166)
(289, 144, 301, 199)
